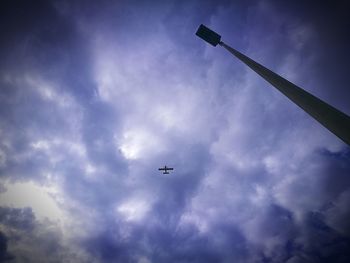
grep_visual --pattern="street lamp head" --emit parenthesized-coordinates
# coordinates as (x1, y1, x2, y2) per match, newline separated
(195, 24, 221, 46)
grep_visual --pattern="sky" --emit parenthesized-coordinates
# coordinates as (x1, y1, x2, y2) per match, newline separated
(0, 0, 350, 262)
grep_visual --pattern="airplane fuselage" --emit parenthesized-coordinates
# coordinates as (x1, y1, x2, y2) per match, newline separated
(158, 165, 174, 174)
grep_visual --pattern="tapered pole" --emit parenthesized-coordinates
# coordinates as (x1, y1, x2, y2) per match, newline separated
(196, 24, 350, 145)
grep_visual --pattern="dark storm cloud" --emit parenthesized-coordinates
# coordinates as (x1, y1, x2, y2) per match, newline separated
(289, 211, 350, 262)
(0, 207, 35, 231)
(0, 232, 14, 262)
(0, 1, 90, 69)
(1, 0, 350, 262)
(245, 0, 350, 113)
(0, 206, 92, 262)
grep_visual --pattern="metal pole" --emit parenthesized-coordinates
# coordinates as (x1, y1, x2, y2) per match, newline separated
(219, 41, 350, 145)
(195, 24, 350, 145)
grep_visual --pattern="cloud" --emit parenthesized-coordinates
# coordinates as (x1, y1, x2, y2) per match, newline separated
(0, 207, 92, 263)
(0, 181, 63, 222)
(0, 0, 350, 262)
(0, 231, 14, 262)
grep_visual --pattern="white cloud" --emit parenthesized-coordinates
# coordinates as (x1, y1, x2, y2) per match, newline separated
(118, 128, 164, 160)
(117, 198, 151, 222)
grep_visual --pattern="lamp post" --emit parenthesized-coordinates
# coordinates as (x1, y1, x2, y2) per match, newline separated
(196, 24, 350, 146)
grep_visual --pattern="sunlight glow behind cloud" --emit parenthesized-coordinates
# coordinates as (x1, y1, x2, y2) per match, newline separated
(0, 181, 63, 222)
(117, 199, 150, 222)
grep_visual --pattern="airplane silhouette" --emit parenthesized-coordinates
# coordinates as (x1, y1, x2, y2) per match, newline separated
(158, 165, 174, 174)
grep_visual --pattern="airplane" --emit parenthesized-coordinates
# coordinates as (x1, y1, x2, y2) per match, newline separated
(158, 165, 174, 174)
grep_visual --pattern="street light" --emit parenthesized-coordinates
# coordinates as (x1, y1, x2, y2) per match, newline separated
(196, 24, 350, 146)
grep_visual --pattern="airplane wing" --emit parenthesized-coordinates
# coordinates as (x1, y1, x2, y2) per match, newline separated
(158, 168, 165, 171)
(168, 168, 174, 170)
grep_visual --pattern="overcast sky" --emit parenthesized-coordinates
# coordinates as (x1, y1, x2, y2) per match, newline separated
(1, 0, 350, 262)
